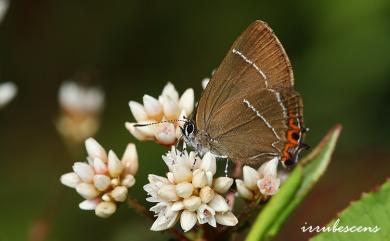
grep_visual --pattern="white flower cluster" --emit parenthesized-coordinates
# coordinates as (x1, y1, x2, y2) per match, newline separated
(126, 82, 194, 146)
(59, 79, 285, 232)
(144, 147, 238, 232)
(56, 81, 105, 143)
(60, 138, 138, 218)
(235, 157, 281, 200)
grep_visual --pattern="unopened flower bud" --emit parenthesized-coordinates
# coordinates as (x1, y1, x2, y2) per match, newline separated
(199, 186, 215, 203)
(158, 185, 179, 202)
(183, 196, 202, 212)
(213, 177, 233, 194)
(176, 182, 194, 199)
(111, 186, 128, 202)
(95, 201, 116, 218)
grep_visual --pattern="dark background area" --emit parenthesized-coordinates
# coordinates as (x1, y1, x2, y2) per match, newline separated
(0, 0, 389, 241)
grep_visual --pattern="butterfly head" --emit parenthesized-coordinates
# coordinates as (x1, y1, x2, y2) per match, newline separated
(180, 119, 214, 156)
(181, 119, 197, 141)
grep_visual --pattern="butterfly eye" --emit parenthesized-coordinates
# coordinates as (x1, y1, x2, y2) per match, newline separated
(185, 122, 194, 135)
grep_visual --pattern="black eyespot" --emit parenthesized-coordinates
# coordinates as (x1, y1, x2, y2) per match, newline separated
(292, 132, 300, 141)
(186, 122, 194, 135)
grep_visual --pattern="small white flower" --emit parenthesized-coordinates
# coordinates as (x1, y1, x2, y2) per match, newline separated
(144, 147, 236, 232)
(55, 81, 105, 143)
(150, 202, 179, 231)
(126, 82, 195, 146)
(60, 138, 138, 218)
(0, 82, 17, 109)
(236, 157, 281, 200)
(197, 204, 216, 227)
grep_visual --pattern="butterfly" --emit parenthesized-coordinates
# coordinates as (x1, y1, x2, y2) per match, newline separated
(181, 20, 308, 167)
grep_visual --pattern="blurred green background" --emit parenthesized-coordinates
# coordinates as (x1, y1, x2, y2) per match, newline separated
(0, 0, 389, 240)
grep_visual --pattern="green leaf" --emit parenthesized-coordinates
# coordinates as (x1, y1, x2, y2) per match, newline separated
(310, 180, 390, 241)
(245, 124, 342, 241)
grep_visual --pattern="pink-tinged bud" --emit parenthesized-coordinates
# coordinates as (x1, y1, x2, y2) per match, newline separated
(257, 176, 281, 196)
(95, 201, 116, 218)
(108, 151, 124, 177)
(159, 95, 179, 120)
(171, 201, 184, 211)
(213, 177, 233, 194)
(143, 94, 163, 120)
(121, 143, 138, 175)
(93, 158, 107, 174)
(243, 166, 259, 190)
(60, 172, 80, 188)
(79, 199, 100, 210)
(128, 101, 148, 122)
(111, 186, 128, 202)
(180, 210, 197, 232)
(179, 88, 194, 116)
(121, 174, 135, 188)
(176, 182, 194, 199)
(161, 82, 179, 101)
(197, 204, 216, 227)
(183, 196, 201, 212)
(73, 162, 94, 183)
(154, 123, 176, 145)
(235, 180, 254, 200)
(215, 211, 238, 226)
(172, 164, 192, 183)
(258, 157, 279, 178)
(200, 152, 216, 175)
(208, 194, 229, 212)
(93, 174, 111, 191)
(85, 138, 107, 162)
(76, 183, 100, 199)
(192, 170, 208, 188)
(158, 185, 179, 202)
(111, 178, 120, 187)
(199, 186, 215, 203)
(102, 193, 112, 202)
(167, 172, 175, 184)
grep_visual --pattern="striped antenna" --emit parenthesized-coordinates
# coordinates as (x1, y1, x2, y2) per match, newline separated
(133, 119, 187, 127)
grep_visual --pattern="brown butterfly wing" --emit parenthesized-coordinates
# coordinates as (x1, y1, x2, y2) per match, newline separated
(207, 88, 303, 164)
(196, 20, 294, 131)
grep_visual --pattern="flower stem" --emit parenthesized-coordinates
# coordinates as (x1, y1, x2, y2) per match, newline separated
(126, 195, 154, 220)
